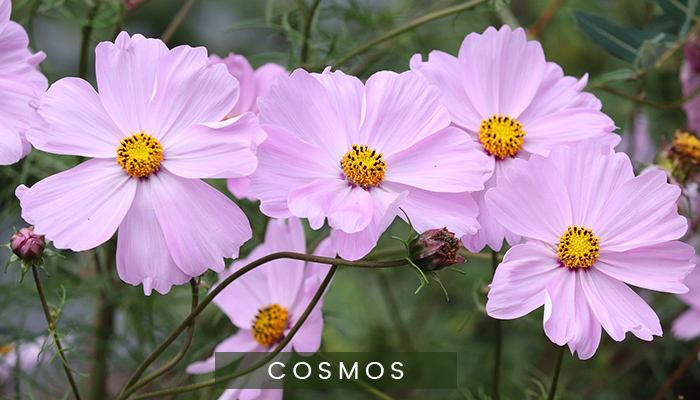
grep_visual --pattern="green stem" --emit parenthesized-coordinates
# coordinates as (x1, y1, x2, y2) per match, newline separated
(161, 0, 202, 45)
(491, 250, 501, 400)
(547, 345, 566, 400)
(331, 0, 488, 69)
(78, 1, 99, 79)
(594, 81, 700, 109)
(130, 264, 339, 399)
(652, 339, 700, 400)
(300, 0, 322, 67)
(32, 266, 82, 400)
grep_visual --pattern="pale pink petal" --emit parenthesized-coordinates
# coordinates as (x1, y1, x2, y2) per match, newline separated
(212, 53, 255, 115)
(304, 237, 335, 289)
(580, 268, 662, 342)
(95, 32, 168, 134)
(116, 183, 190, 296)
(149, 171, 252, 276)
(0, 74, 41, 132)
(258, 69, 349, 160)
(227, 177, 255, 201)
(16, 158, 137, 251)
(249, 125, 336, 218)
(485, 155, 571, 243)
(458, 26, 547, 119)
(186, 331, 261, 374)
(672, 309, 700, 340)
(0, 21, 46, 83)
(264, 218, 306, 308)
(290, 302, 324, 354)
(596, 241, 694, 294)
(360, 70, 450, 155)
(543, 271, 602, 360)
(146, 45, 238, 141)
(0, 0, 9, 31)
(288, 178, 373, 233)
(679, 261, 700, 308)
(486, 242, 560, 319)
(162, 113, 264, 179)
(312, 68, 365, 143)
(249, 62, 288, 113)
(26, 77, 123, 157)
(384, 126, 489, 192)
(0, 116, 23, 164)
(595, 170, 688, 251)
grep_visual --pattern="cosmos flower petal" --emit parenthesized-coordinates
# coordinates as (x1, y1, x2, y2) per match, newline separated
(186, 330, 261, 375)
(462, 177, 521, 252)
(0, 116, 23, 164)
(95, 32, 169, 134)
(288, 178, 373, 233)
(26, 77, 123, 157)
(458, 26, 547, 118)
(258, 69, 350, 159)
(247, 63, 287, 112)
(679, 261, 700, 308)
(0, 0, 9, 30)
(543, 272, 602, 360)
(16, 158, 137, 251)
(116, 183, 190, 295)
(264, 218, 306, 308)
(384, 126, 489, 192)
(486, 155, 572, 243)
(596, 241, 694, 294)
(149, 170, 252, 276)
(162, 113, 264, 179)
(580, 268, 662, 342)
(0, 20, 47, 86)
(361, 70, 450, 155)
(290, 300, 324, 354)
(228, 177, 254, 201)
(595, 170, 687, 251)
(311, 68, 365, 143)
(672, 309, 700, 340)
(486, 242, 560, 319)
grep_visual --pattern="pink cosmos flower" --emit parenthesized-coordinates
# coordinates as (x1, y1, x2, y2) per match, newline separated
(209, 53, 287, 201)
(672, 256, 700, 358)
(485, 141, 695, 359)
(0, 0, 47, 164)
(411, 25, 618, 253)
(187, 217, 332, 400)
(17, 32, 265, 295)
(249, 68, 491, 260)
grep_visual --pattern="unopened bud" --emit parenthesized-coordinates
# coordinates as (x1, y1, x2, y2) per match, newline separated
(11, 226, 45, 260)
(409, 228, 466, 272)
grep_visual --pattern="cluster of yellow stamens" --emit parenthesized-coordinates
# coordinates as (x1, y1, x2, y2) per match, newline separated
(557, 225, 601, 269)
(0, 343, 15, 355)
(116, 131, 164, 178)
(478, 114, 525, 159)
(673, 131, 700, 160)
(340, 144, 387, 188)
(251, 304, 289, 346)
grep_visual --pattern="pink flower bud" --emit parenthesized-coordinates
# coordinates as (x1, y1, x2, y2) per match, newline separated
(10, 226, 45, 260)
(410, 228, 466, 272)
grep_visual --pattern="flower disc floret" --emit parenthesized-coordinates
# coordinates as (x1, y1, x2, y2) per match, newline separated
(557, 225, 601, 269)
(116, 131, 164, 178)
(673, 131, 700, 160)
(252, 304, 289, 346)
(478, 114, 525, 159)
(340, 144, 386, 188)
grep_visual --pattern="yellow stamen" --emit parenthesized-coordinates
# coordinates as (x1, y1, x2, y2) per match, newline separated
(673, 131, 700, 160)
(340, 144, 386, 188)
(479, 114, 525, 159)
(0, 344, 15, 355)
(557, 225, 601, 269)
(116, 131, 164, 178)
(252, 304, 289, 346)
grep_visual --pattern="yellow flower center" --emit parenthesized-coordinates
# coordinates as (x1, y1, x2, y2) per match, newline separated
(557, 225, 601, 269)
(251, 304, 289, 347)
(479, 114, 525, 159)
(0, 343, 15, 355)
(340, 144, 386, 188)
(116, 131, 164, 178)
(673, 131, 700, 160)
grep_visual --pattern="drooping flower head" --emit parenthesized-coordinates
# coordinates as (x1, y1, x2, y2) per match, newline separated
(187, 217, 332, 400)
(411, 25, 618, 253)
(485, 141, 695, 359)
(249, 68, 491, 260)
(0, 0, 47, 164)
(17, 32, 265, 295)
(209, 52, 287, 201)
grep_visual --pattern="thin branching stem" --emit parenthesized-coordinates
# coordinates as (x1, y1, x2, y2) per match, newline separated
(161, 0, 202, 45)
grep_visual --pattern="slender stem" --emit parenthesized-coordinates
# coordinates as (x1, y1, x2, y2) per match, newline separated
(300, 0, 322, 67)
(331, 0, 488, 69)
(526, 0, 566, 38)
(32, 266, 82, 400)
(161, 0, 202, 45)
(652, 340, 700, 400)
(78, 1, 99, 79)
(594, 81, 700, 109)
(547, 345, 566, 400)
(458, 248, 503, 261)
(116, 253, 404, 400)
(491, 250, 502, 400)
(120, 280, 200, 398)
(130, 265, 339, 399)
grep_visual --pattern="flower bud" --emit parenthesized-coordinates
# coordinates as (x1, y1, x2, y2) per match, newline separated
(10, 226, 45, 260)
(409, 228, 466, 272)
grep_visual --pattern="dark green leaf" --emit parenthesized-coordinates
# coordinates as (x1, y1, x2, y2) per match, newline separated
(573, 10, 658, 63)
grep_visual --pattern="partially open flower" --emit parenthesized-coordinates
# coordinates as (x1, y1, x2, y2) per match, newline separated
(410, 228, 466, 272)
(10, 226, 44, 260)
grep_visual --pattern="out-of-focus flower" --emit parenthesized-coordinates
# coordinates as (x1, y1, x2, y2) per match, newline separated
(209, 53, 287, 202)
(672, 256, 700, 359)
(656, 130, 700, 182)
(0, 337, 45, 390)
(249, 68, 490, 260)
(409, 228, 466, 272)
(682, 34, 700, 134)
(411, 25, 618, 253)
(10, 226, 45, 260)
(485, 141, 695, 359)
(617, 112, 656, 165)
(0, 0, 47, 164)
(187, 218, 332, 400)
(17, 32, 265, 295)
